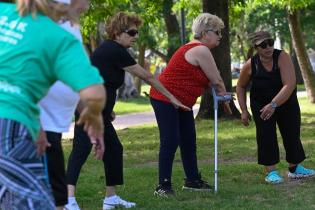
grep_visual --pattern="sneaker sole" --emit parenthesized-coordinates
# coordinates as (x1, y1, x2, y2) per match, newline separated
(264, 179, 284, 184)
(103, 204, 136, 210)
(153, 191, 174, 198)
(182, 186, 212, 192)
(288, 173, 315, 179)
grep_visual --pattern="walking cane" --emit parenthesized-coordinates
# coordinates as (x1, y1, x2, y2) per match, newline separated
(211, 87, 232, 193)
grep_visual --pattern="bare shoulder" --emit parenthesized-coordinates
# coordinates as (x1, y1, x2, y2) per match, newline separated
(242, 59, 252, 71)
(188, 45, 212, 60)
(278, 50, 292, 67)
(278, 50, 290, 61)
(193, 45, 211, 53)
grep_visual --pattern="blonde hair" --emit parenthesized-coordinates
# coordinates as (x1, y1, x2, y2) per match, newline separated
(106, 12, 142, 40)
(191, 13, 224, 39)
(17, 0, 69, 20)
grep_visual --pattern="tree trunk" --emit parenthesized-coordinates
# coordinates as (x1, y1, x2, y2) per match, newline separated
(237, 34, 247, 61)
(291, 50, 304, 84)
(162, 0, 181, 61)
(287, 10, 315, 102)
(134, 44, 146, 94)
(197, 0, 240, 119)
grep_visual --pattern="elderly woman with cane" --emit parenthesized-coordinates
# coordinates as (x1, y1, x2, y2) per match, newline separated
(150, 13, 232, 196)
(0, 0, 105, 209)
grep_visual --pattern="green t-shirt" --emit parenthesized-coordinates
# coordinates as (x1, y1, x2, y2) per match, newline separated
(0, 3, 104, 140)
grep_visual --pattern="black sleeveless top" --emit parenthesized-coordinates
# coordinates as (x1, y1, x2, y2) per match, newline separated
(250, 49, 285, 103)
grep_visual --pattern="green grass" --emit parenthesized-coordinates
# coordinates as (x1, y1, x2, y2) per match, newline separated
(114, 84, 152, 115)
(63, 97, 315, 210)
(114, 96, 152, 115)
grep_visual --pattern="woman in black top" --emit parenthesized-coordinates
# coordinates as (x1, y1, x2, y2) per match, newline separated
(236, 31, 314, 184)
(65, 12, 189, 210)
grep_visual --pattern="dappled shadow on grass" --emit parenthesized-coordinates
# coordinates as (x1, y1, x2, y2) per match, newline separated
(59, 104, 315, 209)
(122, 163, 315, 210)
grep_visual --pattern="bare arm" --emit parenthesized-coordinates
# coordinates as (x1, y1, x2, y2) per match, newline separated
(77, 84, 106, 159)
(236, 59, 252, 112)
(272, 51, 296, 106)
(123, 64, 190, 110)
(185, 45, 226, 95)
(236, 59, 252, 125)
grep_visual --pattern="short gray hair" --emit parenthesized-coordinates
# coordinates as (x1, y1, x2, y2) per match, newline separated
(192, 13, 224, 39)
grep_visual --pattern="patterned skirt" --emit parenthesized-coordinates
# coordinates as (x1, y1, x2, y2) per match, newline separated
(0, 118, 55, 210)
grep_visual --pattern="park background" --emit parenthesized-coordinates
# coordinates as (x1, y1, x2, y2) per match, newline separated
(65, 0, 315, 209)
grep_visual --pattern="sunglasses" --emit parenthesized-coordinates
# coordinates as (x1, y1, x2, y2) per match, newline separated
(256, 39, 274, 49)
(206, 29, 222, 37)
(124, 29, 139, 37)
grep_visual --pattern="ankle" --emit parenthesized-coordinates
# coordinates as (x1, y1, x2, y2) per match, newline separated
(105, 194, 116, 199)
(289, 165, 298, 173)
(68, 196, 77, 204)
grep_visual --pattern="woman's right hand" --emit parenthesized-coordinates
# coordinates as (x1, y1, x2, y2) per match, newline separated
(241, 110, 251, 126)
(77, 107, 105, 160)
(169, 97, 191, 111)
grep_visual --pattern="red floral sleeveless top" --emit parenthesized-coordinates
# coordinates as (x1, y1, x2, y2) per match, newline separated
(150, 43, 209, 108)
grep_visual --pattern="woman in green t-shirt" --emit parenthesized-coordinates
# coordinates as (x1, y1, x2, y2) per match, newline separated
(0, 1, 106, 209)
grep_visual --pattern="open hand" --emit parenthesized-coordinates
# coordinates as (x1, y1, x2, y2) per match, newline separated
(170, 97, 191, 111)
(77, 107, 105, 160)
(260, 103, 275, 121)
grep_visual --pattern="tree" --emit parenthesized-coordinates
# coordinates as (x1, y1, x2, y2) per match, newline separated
(287, 9, 315, 102)
(250, 0, 315, 102)
(196, 0, 240, 119)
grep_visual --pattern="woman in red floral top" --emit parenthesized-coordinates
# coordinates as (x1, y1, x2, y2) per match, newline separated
(150, 13, 231, 196)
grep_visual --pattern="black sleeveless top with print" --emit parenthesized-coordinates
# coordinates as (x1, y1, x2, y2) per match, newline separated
(249, 49, 297, 105)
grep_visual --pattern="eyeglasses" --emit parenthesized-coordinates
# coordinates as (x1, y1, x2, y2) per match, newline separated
(256, 39, 274, 49)
(206, 29, 222, 37)
(124, 29, 139, 37)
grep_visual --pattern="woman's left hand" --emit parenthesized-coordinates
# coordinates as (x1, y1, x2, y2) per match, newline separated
(260, 103, 275, 121)
(35, 129, 51, 156)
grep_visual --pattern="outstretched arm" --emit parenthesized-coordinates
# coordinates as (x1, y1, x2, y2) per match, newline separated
(124, 64, 190, 111)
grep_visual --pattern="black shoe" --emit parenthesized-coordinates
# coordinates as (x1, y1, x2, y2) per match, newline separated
(154, 180, 174, 197)
(182, 174, 213, 192)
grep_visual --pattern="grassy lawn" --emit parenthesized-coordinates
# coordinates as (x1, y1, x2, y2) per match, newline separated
(62, 96, 315, 210)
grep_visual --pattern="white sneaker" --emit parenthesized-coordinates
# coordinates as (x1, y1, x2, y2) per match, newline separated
(64, 201, 81, 210)
(103, 195, 136, 210)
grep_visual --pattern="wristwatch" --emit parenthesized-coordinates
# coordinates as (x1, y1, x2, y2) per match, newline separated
(271, 101, 278, 109)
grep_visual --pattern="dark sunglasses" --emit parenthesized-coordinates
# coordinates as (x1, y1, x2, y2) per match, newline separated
(256, 39, 274, 49)
(206, 29, 222, 37)
(124, 29, 139, 37)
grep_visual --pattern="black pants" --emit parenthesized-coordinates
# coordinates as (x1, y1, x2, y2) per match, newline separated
(46, 131, 68, 206)
(250, 94, 305, 166)
(150, 98, 199, 184)
(66, 119, 124, 186)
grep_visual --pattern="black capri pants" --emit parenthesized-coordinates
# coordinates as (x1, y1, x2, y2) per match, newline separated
(66, 88, 124, 187)
(250, 93, 305, 166)
(46, 131, 67, 206)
